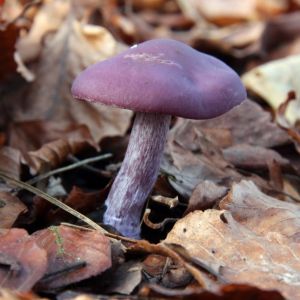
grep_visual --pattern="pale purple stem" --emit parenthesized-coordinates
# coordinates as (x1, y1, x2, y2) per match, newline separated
(103, 112, 171, 238)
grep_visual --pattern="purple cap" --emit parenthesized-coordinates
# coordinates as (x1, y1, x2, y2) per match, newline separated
(72, 39, 246, 119)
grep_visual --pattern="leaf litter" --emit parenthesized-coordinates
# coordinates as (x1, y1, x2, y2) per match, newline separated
(1, 0, 300, 299)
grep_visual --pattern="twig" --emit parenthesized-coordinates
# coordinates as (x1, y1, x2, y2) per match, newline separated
(0, 171, 107, 234)
(68, 154, 110, 176)
(26, 153, 112, 186)
(0, 171, 138, 243)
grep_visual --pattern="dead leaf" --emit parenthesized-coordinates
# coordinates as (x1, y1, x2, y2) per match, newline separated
(0, 192, 27, 228)
(185, 181, 228, 214)
(13, 17, 132, 144)
(242, 55, 300, 125)
(220, 180, 300, 239)
(0, 228, 47, 292)
(16, 0, 70, 63)
(222, 144, 290, 170)
(195, 100, 290, 148)
(9, 122, 98, 172)
(166, 181, 300, 299)
(32, 225, 111, 290)
(0, 146, 22, 180)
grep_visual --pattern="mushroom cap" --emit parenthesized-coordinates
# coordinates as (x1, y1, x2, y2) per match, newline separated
(71, 39, 246, 119)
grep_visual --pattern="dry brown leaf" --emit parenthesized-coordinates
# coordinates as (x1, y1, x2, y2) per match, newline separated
(16, 0, 70, 63)
(9, 122, 98, 172)
(242, 55, 300, 125)
(16, 17, 131, 143)
(222, 144, 290, 170)
(0, 228, 47, 292)
(185, 181, 228, 214)
(32, 225, 111, 290)
(194, 100, 289, 148)
(0, 192, 27, 228)
(162, 101, 284, 198)
(220, 180, 300, 239)
(26, 125, 98, 172)
(166, 180, 300, 299)
(0, 146, 22, 180)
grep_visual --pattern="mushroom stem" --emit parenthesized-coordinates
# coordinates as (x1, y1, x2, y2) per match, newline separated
(103, 112, 171, 238)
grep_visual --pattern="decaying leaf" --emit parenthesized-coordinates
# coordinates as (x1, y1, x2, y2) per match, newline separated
(192, 99, 290, 148)
(32, 225, 111, 290)
(13, 16, 132, 143)
(0, 192, 27, 228)
(0, 146, 22, 180)
(0, 228, 47, 292)
(166, 180, 300, 300)
(222, 144, 290, 170)
(242, 55, 300, 125)
(184, 181, 228, 213)
(220, 180, 300, 239)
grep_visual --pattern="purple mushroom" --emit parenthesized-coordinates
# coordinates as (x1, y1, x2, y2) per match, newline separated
(71, 39, 246, 238)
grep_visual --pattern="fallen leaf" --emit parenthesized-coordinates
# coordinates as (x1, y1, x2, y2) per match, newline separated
(0, 146, 22, 180)
(222, 144, 290, 170)
(32, 225, 111, 290)
(13, 17, 132, 143)
(9, 122, 98, 172)
(0, 228, 47, 292)
(0, 192, 27, 228)
(219, 180, 300, 239)
(166, 181, 300, 299)
(194, 99, 290, 148)
(242, 55, 300, 125)
(184, 181, 228, 214)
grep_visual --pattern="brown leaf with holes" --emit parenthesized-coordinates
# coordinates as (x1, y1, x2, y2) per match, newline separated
(166, 180, 300, 300)
(219, 180, 300, 240)
(0, 192, 27, 228)
(32, 225, 111, 290)
(0, 228, 47, 291)
(7, 11, 132, 143)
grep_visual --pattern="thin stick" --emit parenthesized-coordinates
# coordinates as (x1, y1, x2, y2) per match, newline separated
(0, 171, 107, 234)
(26, 153, 112, 186)
(0, 171, 138, 243)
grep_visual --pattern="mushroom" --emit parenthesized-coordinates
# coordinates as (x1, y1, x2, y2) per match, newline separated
(71, 39, 246, 238)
